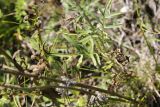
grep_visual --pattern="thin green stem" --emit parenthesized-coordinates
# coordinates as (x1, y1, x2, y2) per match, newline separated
(0, 48, 24, 72)
(1, 66, 143, 104)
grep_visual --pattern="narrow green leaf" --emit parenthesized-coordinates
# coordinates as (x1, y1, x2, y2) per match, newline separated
(105, 12, 123, 19)
(77, 55, 83, 68)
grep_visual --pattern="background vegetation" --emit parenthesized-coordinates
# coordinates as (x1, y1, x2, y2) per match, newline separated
(0, 0, 160, 106)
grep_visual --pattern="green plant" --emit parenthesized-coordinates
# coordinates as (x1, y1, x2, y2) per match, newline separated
(1, 0, 160, 107)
